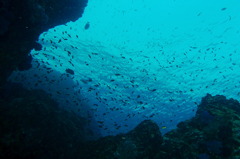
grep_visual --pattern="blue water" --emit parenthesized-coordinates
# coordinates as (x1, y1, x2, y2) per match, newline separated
(9, 0, 240, 137)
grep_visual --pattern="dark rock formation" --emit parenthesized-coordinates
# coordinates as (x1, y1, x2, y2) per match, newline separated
(77, 94, 240, 159)
(1, 84, 240, 159)
(0, 0, 88, 85)
(160, 94, 240, 159)
(78, 120, 163, 159)
(0, 83, 88, 159)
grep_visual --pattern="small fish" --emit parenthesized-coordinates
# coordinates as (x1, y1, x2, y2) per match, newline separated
(197, 12, 202, 16)
(97, 121, 104, 124)
(84, 22, 90, 30)
(66, 68, 74, 75)
(221, 8, 227, 11)
(149, 88, 157, 92)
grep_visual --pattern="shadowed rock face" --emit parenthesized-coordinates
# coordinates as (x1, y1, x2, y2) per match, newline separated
(77, 94, 240, 159)
(1, 92, 240, 158)
(78, 119, 163, 159)
(0, 83, 89, 159)
(0, 0, 88, 85)
(159, 94, 240, 159)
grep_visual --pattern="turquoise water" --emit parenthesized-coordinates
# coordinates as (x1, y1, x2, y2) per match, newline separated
(10, 0, 240, 136)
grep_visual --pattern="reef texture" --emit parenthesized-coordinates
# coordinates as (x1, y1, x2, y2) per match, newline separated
(160, 94, 240, 159)
(1, 86, 240, 159)
(0, 0, 88, 85)
(79, 120, 163, 159)
(78, 94, 240, 159)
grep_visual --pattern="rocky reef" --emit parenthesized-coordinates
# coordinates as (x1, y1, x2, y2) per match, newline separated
(1, 83, 240, 159)
(0, 0, 88, 85)
(160, 94, 240, 159)
(78, 120, 163, 159)
(0, 83, 89, 159)
(77, 94, 240, 159)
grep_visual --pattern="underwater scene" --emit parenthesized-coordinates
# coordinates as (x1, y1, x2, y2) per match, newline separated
(1, 0, 240, 158)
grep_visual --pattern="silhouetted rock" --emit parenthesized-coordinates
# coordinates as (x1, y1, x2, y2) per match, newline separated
(0, 0, 88, 85)
(79, 120, 163, 159)
(0, 83, 88, 159)
(1, 88, 240, 159)
(161, 94, 240, 159)
(78, 94, 240, 159)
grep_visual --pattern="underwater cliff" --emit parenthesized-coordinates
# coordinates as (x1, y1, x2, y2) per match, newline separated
(0, 0, 88, 84)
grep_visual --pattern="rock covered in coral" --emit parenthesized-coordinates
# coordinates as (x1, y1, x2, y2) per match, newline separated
(161, 94, 240, 159)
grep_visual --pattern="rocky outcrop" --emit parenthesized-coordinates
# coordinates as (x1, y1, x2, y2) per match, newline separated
(0, 0, 88, 85)
(158, 94, 240, 159)
(78, 119, 163, 159)
(0, 83, 89, 159)
(1, 88, 240, 159)
(78, 94, 240, 159)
